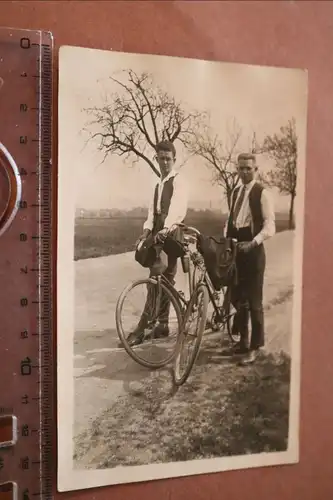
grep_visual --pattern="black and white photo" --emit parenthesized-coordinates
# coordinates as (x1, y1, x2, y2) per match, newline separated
(57, 45, 308, 491)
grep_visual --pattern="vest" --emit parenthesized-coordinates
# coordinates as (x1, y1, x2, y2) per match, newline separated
(227, 182, 264, 239)
(152, 175, 177, 234)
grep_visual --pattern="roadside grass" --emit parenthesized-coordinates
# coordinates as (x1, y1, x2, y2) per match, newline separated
(265, 285, 294, 311)
(73, 350, 290, 469)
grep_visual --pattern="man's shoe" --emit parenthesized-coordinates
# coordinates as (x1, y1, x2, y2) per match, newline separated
(238, 349, 259, 366)
(146, 323, 169, 340)
(232, 342, 250, 355)
(126, 327, 145, 347)
(219, 341, 248, 357)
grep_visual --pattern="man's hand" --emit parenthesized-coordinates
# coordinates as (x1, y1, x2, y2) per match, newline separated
(135, 229, 151, 248)
(155, 227, 168, 244)
(237, 240, 258, 253)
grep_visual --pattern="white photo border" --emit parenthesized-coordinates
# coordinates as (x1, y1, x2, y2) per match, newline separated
(57, 45, 308, 492)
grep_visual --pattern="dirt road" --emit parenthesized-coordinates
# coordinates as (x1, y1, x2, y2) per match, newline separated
(74, 230, 295, 438)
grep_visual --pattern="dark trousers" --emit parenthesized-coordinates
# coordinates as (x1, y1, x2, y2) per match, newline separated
(150, 253, 178, 324)
(139, 215, 178, 327)
(231, 228, 266, 350)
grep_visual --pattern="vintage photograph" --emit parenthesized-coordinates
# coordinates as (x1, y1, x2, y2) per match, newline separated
(57, 45, 308, 491)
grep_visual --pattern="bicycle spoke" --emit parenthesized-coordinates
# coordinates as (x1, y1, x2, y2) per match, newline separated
(116, 278, 182, 369)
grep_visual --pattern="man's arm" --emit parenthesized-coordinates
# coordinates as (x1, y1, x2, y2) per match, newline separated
(253, 188, 276, 246)
(223, 203, 232, 237)
(142, 184, 156, 233)
(222, 215, 229, 238)
(163, 174, 189, 230)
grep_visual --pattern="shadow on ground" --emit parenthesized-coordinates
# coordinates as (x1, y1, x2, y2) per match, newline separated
(74, 327, 183, 405)
(75, 326, 239, 383)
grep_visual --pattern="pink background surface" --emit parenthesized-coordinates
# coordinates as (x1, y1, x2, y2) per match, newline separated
(1, 1, 333, 499)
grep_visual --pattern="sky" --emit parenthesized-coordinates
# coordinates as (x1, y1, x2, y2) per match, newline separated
(58, 45, 308, 213)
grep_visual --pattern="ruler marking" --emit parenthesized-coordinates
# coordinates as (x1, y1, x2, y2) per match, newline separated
(38, 41, 54, 500)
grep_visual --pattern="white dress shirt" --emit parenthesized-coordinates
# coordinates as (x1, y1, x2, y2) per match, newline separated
(143, 170, 189, 232)
(225, 179, 276, 245)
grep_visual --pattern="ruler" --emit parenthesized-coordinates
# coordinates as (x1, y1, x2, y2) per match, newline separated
(0, 28, 53, 500)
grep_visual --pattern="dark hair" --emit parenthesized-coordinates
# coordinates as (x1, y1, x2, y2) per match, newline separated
(237, 153, 256, 163)
(155, 140, 176, 158)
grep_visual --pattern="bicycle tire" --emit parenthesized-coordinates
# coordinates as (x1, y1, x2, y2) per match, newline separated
(191, 262, 205, 293)
(172, 282, 209, 386)
(116, 277, 183, 369)
(227, 309, 239, 344)
(222, 288, 238, 345)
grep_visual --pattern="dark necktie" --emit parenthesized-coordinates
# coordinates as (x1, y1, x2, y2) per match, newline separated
(233, 185, 246, 222)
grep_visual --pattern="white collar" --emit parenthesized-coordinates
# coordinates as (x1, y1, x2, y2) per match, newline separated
(240, 179, 256, 191)
(160, 169, 177, 184)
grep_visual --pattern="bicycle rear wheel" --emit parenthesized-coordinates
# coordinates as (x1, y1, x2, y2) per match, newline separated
(116, 277, 182, 369)
(172, 282, 209, 386)
(225, 298, 239, 344)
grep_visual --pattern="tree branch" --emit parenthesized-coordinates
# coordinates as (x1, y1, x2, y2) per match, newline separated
(82, 69, 206, 178)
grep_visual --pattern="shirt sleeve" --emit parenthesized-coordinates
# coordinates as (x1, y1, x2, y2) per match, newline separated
(143, 183, 156, 232)
(253, 188, 276, 245)
(223, 210, 229, 237)
(163, 173, 189, 230)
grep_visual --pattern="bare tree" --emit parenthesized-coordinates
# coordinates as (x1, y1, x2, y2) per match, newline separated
(185, 118, 243, 208)
(261, 118, 297, 229)
(82, 69, 205, 178)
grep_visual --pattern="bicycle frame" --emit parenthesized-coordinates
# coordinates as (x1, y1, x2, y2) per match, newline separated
(149, 223, 236, 334)
(186, 252, 237, 339)
(150, 246, 222, 316)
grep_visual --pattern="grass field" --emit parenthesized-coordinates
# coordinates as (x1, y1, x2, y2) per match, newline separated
(74, 210, 290, 260)
(73, 350, 290, 469)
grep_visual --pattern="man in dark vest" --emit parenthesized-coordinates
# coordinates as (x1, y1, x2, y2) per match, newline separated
(226, 153, 275, 365)
(127, 140, 188, 347)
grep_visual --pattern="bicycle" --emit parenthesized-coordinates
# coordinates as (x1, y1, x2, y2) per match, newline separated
(115, 223, 238, 376)
(115, 226, 201, 370)
(171, 224, 238, 386)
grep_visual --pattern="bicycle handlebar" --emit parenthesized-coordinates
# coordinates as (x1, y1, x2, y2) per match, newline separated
(168, 222, 201, 237)
(166, 222, 238, 246)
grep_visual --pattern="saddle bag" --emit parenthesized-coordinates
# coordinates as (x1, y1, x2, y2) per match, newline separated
(197, 234, 237, 290)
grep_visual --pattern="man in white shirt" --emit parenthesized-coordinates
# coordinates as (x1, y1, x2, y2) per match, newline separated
(225, 153, 275, 365)
(128, 140, 188, 347)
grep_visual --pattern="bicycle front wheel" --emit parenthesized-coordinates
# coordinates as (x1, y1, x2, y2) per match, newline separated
(190, 263, 204, 293)
(172, 282, 209, 386)
(116, 277, 183, 369)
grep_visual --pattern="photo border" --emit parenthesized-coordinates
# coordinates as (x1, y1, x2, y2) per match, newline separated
(56, 45, 308, 492)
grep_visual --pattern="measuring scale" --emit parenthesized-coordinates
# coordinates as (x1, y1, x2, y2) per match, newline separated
(0, 27, 54, 500)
